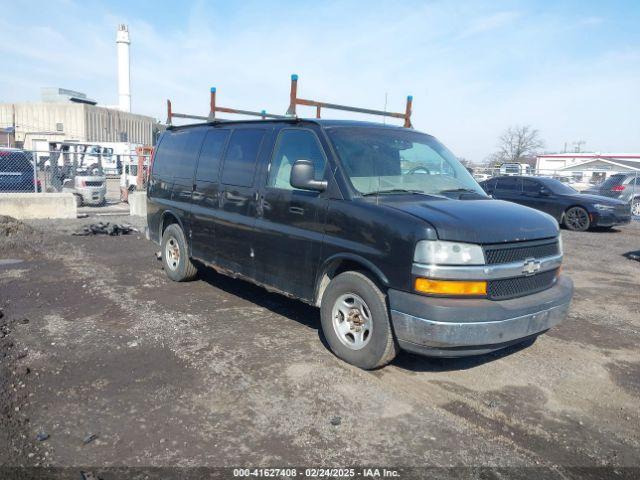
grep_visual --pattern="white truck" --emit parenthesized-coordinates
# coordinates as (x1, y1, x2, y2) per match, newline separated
(499, 163, 532, 176)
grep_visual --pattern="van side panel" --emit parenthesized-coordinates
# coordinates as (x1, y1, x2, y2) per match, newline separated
(319, 200, 435, 295)
(147, 128, 206, 244)
(147, 133, 171, 244)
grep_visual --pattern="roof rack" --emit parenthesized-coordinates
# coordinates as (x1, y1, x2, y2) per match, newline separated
(286, 74, 413, 128)
(166, 88, 287, 125)
(166, 75, 414, 128)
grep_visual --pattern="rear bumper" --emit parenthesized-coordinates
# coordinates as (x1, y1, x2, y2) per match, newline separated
(389, 275, 573, 357)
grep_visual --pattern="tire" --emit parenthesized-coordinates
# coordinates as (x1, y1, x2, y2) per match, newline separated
(161, 223, 198, 282)
(74, 194, 82, 207)
(563, 206, 590, 231)
(632, 199, 640, 217)
(320, 271, 397, 369)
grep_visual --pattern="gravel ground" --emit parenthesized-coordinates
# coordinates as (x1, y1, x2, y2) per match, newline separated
(0, 215, 638, 478)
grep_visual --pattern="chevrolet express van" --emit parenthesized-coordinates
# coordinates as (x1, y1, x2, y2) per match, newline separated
(147, 120, 573, 369)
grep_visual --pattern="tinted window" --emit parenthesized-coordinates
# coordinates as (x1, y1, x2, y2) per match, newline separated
(196, 129, 229, 182)
(268, 129, 326, 190)
(523, 179, 540, 193)
(496, 177, 521, 192)
(220, 129, 266, 187)
(482, 178, 497, 192)
(153, 129, 206, 178)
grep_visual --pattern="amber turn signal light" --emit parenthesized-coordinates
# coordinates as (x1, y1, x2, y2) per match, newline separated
(414, 278, 487, 296)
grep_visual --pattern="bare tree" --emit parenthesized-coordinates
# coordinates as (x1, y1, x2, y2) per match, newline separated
(493, 125, 544, 163)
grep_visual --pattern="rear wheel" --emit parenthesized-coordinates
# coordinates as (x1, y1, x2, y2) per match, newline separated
(563, 206, 590, 231)
(161, 223, 198, 281)
(320, 271, 397, 369)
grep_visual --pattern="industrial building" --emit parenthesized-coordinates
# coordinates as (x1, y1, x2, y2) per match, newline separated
(0, 24, 157, 151)
(0, 100, 155, 150)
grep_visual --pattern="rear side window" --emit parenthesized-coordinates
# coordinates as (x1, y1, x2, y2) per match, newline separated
(496, 177, 521, 191)
(153, 129, 206, 178)
(220, 129, 266, 187)
(522, 179, 539, 193)
(196, 129, 230, 182)
(482, 178, 497, 192)
(268, 129, 326, 190)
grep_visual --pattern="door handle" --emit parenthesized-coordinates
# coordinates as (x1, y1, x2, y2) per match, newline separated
(289, 206, 304, 215)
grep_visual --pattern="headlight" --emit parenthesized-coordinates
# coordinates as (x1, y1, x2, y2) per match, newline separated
(593, 203, 615, 211)
(414, 240, 485, 265)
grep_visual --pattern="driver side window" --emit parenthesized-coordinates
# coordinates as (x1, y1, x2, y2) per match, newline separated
(268, 129, 326, 190)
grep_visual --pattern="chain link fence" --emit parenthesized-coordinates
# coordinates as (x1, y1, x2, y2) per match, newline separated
(1, 147, 151, 206)
(0, 149, 40, 192)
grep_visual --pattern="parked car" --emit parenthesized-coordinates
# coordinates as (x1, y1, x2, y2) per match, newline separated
(0, 149, 40, 192)
(147, 120, 573, 369)
(480, 176, 631, 231)
(581, 173, 640, 216)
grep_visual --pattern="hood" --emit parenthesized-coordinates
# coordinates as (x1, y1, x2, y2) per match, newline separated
(379, 197, 558, 244)
(574, 193, 627, 205)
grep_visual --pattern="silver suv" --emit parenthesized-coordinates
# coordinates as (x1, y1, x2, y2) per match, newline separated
(583, 173, 640, 216)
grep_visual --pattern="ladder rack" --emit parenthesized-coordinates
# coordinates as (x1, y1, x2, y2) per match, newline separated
(166, 88, 287, 125)
(166, 75, 414, 128)
(286, 74, 413, 128)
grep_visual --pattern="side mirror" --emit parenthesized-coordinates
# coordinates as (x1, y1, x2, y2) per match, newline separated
(290, 160, 327, 192)
(539, 186, 551, 196)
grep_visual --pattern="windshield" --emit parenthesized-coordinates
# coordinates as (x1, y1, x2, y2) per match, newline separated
(327, 127, 485, 196)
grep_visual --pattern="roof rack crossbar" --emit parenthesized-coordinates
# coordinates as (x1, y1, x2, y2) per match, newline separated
(166, 99, 209, 124)
(209, 88, 288, 120)
(166, 89, 287, 125)
(286, 74, 413, 128)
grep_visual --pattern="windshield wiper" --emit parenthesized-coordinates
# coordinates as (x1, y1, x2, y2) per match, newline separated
(438, 188, 478, 194)
(362, 189, 425, 196)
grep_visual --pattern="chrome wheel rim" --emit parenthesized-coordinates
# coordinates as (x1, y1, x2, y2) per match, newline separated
(165, 236, 180, 271)
(566, 207, 589, 230)
(632, 201, 640, 216)
(331, 293, 372, 350)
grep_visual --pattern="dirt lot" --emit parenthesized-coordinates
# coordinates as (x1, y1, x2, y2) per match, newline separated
(0, 215, 639, 477)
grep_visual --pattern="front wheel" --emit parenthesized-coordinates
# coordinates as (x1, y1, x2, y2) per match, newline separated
(563, 206, 590, 231)
(632, 199, 640, 217)
(320, 271, 397, 369)
(161, 224, 198, 282)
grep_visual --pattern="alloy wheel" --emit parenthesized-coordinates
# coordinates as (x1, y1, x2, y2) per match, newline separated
(565, 207, 589, 231)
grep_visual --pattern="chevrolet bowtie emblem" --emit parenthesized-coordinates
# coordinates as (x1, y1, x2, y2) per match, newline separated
(522, 258, 541, 276)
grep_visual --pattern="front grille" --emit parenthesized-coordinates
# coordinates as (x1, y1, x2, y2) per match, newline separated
(84, 181, 103, 187)
(484, 239, 559, 265)
(487, 269, 558, 300)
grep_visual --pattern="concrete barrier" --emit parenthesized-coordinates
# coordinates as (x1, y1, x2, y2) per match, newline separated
(129, 191, 147, 217)
(0, 193, 77, 219)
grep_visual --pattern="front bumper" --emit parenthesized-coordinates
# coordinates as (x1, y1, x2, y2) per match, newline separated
(591, 210, 632, 227)
(389, 275, 573, 357)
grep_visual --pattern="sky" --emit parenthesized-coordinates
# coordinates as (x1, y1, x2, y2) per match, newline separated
(1, 0, 639, 162)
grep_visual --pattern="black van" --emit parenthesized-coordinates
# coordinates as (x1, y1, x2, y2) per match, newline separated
(147, 119, 573, 369)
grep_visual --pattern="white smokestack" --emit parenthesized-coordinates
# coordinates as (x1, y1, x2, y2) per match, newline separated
(116, 24, 131, 112)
